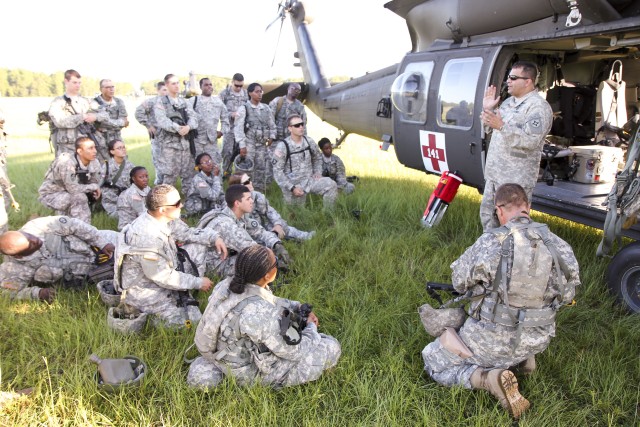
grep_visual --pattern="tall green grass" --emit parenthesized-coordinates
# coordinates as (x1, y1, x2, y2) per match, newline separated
(0, 99, 638, 426)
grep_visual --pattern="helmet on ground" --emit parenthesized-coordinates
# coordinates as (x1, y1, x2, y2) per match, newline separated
(97, 280, 121, 307)
(107, 306, 148, 334)
(91, 354, 147, 392)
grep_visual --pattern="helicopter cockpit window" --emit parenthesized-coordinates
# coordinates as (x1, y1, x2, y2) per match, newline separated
(391, 62, 434, 124)
(438, 57, 483, 129)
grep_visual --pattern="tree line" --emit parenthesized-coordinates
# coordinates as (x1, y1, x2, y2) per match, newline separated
(0, 68, 350, 98)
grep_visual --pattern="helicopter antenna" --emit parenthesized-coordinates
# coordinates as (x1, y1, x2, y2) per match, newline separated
(266, 1, 293, 67)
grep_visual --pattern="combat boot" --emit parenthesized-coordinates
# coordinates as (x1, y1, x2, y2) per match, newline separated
(38, 288, 56, 304)
(513, 355, 536, 375)
(287, 227, 315, 241)
(470, 368, 530, 419)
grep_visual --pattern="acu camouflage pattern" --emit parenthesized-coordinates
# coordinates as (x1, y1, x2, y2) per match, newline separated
(153, 96, 199, 192)
(322, 154, 355, 194)
(47, 95, 94, 156)
(234, 102, 276, 192)
(272, 136, 338, 208)
(38, 153, 102, 223)
(422, 217, 580, 389)
(116, 185, 150, 231)
(268, 96, 307, 141)
(188, 279, 340, 388)
(189, 95, 229, 164)
(90, 95, 128, 161)
(195, 206, 281, 277)
(0, 116, 11, 233)
(250, 190, 312, 241)
(480, 91, 552, 230)
(184, 171, 224, 216)
(100, 158, 134, 217)
(115, 213, 213, 328)
(0, 216, 114, 301)
(135, 96, 162, 183)
(219, 87, 248, 173)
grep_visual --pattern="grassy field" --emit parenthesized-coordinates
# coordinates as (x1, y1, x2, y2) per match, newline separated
(0, 97, 638, 426)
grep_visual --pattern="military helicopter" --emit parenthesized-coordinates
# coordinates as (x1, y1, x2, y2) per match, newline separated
(261, 0, 640, 313)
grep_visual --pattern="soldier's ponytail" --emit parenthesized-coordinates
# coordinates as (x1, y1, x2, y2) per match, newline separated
(229, 245, 274, 294)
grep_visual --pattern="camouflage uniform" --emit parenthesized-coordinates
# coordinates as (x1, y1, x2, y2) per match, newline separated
(480, 91, 552, 230)
(422, 216, 580, 389)
(184, 171, 224, 216)
(268, 96, 307, 182)
(321, 154, 355, 194)
(135, 96, 162, 184)
(189, 95, 230, 165)
(116, 185, 150, 231)
(187, 278, 341, 388)
(114, 213, 220, 328)
(90, 95, 128, 161)
(250, 190, 313, 241)
(38, 153, 102, 223)
(219, 87, 248, 174)
(193, 206, 281, 278)
(47, 95, 94, 156)
(0, 216, 116, 301)
(234, 102, 276, 193)
(153, 95, 198, 192)
(273, 136, 338, 208)
(100, 158, 134, 217)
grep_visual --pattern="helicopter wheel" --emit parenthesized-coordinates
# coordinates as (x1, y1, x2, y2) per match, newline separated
(606, 241, 640, 314)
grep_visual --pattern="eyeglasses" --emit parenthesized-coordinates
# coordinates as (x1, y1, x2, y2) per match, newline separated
(507, 75, 530, 81)
(289, 122, 304, 128)
(162, 200, 183, 208)
(113, 146, 126, 150)
(200, 159, 213, 165)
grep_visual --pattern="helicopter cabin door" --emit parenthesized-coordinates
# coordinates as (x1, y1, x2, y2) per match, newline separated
(390, 46, 501, 190)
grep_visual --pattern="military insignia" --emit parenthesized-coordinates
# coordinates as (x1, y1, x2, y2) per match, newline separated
(271, 158, 278, 165)
(274, 149, 284, 158)
(59, 217, 68, 224)
(251, 220, 259, 228)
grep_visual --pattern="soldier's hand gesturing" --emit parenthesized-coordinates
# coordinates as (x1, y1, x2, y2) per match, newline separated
(483, 85, 500, 111)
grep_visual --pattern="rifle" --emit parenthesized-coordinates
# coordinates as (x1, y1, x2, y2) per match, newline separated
(280, 302, 313, 345)
(175, 246, 200, 328)
(164, 97, 198, 158)
(425, 282, 460, 306)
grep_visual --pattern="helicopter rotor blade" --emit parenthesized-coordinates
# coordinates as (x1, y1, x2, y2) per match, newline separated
(265, 2, 285, 32)
(271, 17, 286, 67)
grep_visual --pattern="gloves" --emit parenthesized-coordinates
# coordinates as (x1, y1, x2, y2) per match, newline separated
(273, 243, 291, 272)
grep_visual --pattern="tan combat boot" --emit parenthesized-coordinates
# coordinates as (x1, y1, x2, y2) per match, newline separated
(513, 355, 536, 375)
(470, 368, 530, 419)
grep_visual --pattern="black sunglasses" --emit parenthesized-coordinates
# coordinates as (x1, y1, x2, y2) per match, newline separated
(234, 84, 243, 88)
(289, 122, 304, 128)
(507, 74, 530, 81)
(162, 200, 183, 208)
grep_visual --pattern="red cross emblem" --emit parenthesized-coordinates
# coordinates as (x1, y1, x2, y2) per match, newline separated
(421, 133, 446, 172)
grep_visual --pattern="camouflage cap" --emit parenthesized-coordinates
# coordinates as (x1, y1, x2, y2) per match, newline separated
(418, 304, 466, 337)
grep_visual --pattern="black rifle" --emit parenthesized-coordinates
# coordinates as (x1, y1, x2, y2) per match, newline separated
(280, 303, 313, 345)
(425, 282, 460, 306)
(175, 246, 200, 310)
(165, 97, 198, 158)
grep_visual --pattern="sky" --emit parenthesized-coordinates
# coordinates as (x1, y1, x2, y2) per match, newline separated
(3, 0, 410, 86)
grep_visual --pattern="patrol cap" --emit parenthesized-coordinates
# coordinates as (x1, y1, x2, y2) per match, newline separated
(233, 156, 254, 174)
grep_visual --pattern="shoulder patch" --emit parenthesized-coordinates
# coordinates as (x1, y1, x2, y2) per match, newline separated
(59, 217, 68, 224)
(250, 220, 259, 228)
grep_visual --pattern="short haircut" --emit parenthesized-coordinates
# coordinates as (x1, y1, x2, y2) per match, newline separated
(195, 152, 212, 166)
(232, 73, 244, 82)
(287, 114, 302, 126)
(156, 81, 165, 89)
(247, 83, 262, 93)
(99, 79, 111, 88)
(129, 166, 147, 184)
(64, 69, 81, 80)
(199, 77, 210, 88)
(146, 184, 176, 211)
(75, 136, 93, 150)
(164, 74, 176, 83)
(228, 173, 244, 186)
(318, 137, 331, 149)
(512, 61, 538, 81)
(225, 184, 250, 208)
(495, 183, 529, 208)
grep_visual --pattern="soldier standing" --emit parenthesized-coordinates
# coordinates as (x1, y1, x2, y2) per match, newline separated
(153, 74, 199, 193)
(269, 83, 306, 141)
(135, 81, 168, 185)
(219, 73, 248, 175)
(189, 77, 229, 166)
(480, 61, 552, 230)
(38, 137, 102, 224)
(90, 79, 129, 161)
(47, 69, 97, 156)
(0, 109, 19, 233)
(272, 115, 338, 208)
(234, 83, 276, 193)
(421, 183, 580, 419)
